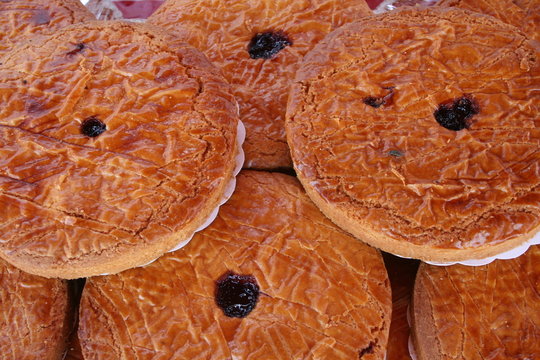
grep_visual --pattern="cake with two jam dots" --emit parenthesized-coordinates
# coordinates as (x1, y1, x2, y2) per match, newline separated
(286, 6, 539, 263)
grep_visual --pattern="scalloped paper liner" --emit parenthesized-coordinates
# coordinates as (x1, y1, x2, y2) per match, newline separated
(166, 120, 245, 253)
(374, 0, 439, 14)
(101, 120, 245, 274)
(426, 231, 540, 267)
(408, 335, 418, 360)
(392, 230, 540, 267)
(406, 303, 419, 360)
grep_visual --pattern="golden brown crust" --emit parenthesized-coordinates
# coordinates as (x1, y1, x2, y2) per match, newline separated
(0, 258, 71, 360)
(149, 0, 372, 169)
(79, 171, 391, 359)
(438, 0, 540, 41)
(0, 0, 95, 58)
(0, 21, 238, 278)
(412, 245, 540, 359)
(286, 7, 540, 262)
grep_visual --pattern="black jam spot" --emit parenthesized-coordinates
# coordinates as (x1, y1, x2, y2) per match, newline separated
(32, 9, 50, 25)
(248, 31, 291, 59)
(81, 117, 106, 137)
(388, 150, 403, 157)
(215, 271, 259, 318)
(363, 87, 395, 108)
(434, 96, 479, 131)
(67, 43, 86, 56)
(363, 96, 384, 108)
(22, 80, 27, 85)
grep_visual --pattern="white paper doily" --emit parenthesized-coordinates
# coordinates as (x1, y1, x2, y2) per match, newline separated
(374, 0, 439, 14)
(426, 231, 540, 267)
(406, 303, 419, 360)
(392, 230, 540, 267)
(166, 120, 245, 253)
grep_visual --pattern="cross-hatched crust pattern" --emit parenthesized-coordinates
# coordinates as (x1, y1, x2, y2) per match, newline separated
(286, 7, 540, 261)
(0, 21, 238, 278)
(412, 245, 540, 360)
(149, 0, 372, 169)
(438, 0, 540, 41)
(79, 171, 391, 360)
(0, 258, 70, 360)
(0, 0, 95, 58)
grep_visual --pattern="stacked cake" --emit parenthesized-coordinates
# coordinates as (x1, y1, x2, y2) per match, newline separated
(0, 0, 538, 358)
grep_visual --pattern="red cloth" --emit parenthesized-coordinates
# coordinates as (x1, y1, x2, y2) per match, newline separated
(366, 0, 385, 8)
(112, 0, 164, 18)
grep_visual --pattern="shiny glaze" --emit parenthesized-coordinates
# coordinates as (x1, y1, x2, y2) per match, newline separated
(286, 7, 540, 251)
(0, 258, 70, 360)
(413, 245, 540, 359)
(438, 0, 540, 41)
(149, 0, 372, 169)
(0, 21, 238, 277)
(79, 171, 391, 359)
(0, 0, 95, 58)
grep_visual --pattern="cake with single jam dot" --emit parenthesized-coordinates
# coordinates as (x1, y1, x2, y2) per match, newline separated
(149, 0, 372, 169)
(0, 21, 240, 279)
(78, 171, 391, 359)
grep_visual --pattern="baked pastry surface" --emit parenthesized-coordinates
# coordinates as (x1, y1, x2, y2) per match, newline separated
(438, 0, 539, 41)
(412, 245, 540, 359)
(79, 171, 391, 359)
(0, 21, 239, 278)
(286, 7, 540, 262)
(149, 0, 372, 169)
(0, 258, 71, 360)
(0, 0, 94, 58)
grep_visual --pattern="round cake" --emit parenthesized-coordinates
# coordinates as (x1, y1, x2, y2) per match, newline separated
(78, 171, 392, 359)
(0, 0, 94, 58)
(286, 7, 540, 263)
(149, 0, 373, 169)
(0, 21, 239, 278)
(438, 0, 540, 41)
(0, 258, 71, 359)
(412, 245, 540, 359)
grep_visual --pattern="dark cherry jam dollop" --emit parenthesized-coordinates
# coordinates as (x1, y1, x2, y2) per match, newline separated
(81, 117, 106, 137)
(434, 96, 479, 131)
(215, 271, 260, 318)
(248, 31, 292, 59)
(363, 96, 385, 108)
